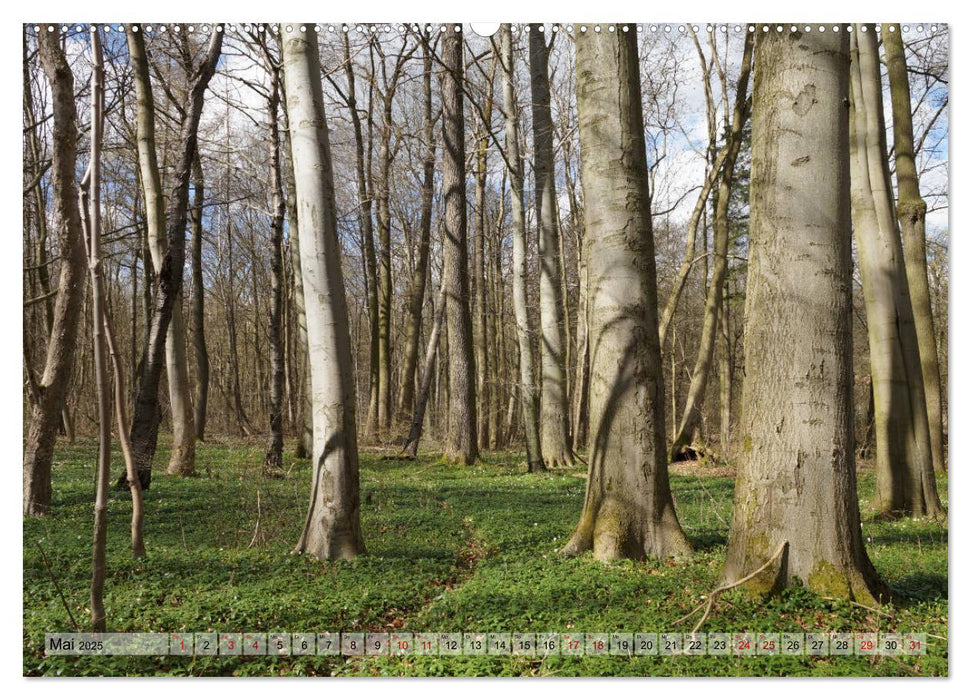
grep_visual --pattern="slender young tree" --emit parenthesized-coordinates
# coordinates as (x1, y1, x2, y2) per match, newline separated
(127, 24, 197, 478)
(403, 282, 447, 457)
(83, 26, 111, 631)
(563, 24, 690, 560)
(263, 60, 286, 471)
(669, 32, 753, 460)
(284, 24, 365, 559)
(849, 26, 941, 517)
(724, 27, 887, 603)
(397, 38, 437, 423)
(23, 25, 88, 516)
(499, 24, 543, 471)
(883, 23, 946, 475)
(440, 25, 479, 464)
(529, 24, 573, 467)
(189, 153, 210, 441)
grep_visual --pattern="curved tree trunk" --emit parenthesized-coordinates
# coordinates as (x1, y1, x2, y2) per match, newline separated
(669, 32, 753, 460)
(127, 24, 211, 482)
(563, 25, 690, 561)
(529, 25, 573, 467)
(850, 26, 941, 518)
(883, 24, 946, 475)
(439, 26, 479, 465)
(500, 24, 543, 471)
(23, 26, 88, 517)
(284, 24, 365, 560)
(724, 27, 887, 604)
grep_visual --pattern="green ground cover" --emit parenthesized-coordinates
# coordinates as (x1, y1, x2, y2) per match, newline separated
(23, 439, 948, 676)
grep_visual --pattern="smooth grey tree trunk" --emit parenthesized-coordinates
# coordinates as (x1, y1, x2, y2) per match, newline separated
(563, 25, 690, 561)
(127, 25, 213, 483)
(500, 24, 543, 471)
(883, 24, 946, 475)
(128, 26, 196, 477)
(280, 95, 313, 458)
(849, 27, 941, 518)
(724, 28, 887, 604)
(284, 24, 365, 560)
(529, 25, 573, 467)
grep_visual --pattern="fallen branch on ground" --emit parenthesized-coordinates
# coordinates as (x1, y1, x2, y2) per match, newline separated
(675, 541, 788, 634)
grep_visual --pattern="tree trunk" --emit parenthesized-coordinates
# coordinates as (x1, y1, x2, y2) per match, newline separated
(346, 36, 380, 438)
(403, 284, 447, 457)
(849, 26, 941, 518)
(669, 32, 753, 460)
(724, 27, 888, 604)
(397, 44, 436, 423)
(23, 26, 88, 516)
(126, 25, 217, 484)
(563, 25, 690, 561)
(190, 153, 210, 441)
(529, 25, 573, 467)
(283, 24, 365, 560)
(717, 295, 733, 451)
(440, 26, 479, 465)
(883, 24, 946, 475)
(84, 27, 111, 631)
(500, 24, 543, 471)
(280, 95, 313, 458)
(473, 58, 495, 450)
(263, 69, 286, 472)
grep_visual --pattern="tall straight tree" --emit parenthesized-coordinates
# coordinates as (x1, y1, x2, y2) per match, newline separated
(849, 26, 941, 517)
(883, 23, 946, 475)
(283, 24, 365, 559)
(439, 25, 479, 464)
(263, 57, 286, 471)
(127, 25, 197, 478)
(280, 95, 313, 458)
(724, 27, 887, 603)
(83, 25, 111, 632)
(397, 39, 437, 423)
(472, 56, 495, 449)
(23, 25, 88, 516)
(500, 24, 543, 471)
(189, 153, 210, 440)
(669, 31, 753, 460)
(529, 24, 573, 467)
(341, 33, 380, 437)
(127, 25, 222, 488)
(563, 24, 690, 560)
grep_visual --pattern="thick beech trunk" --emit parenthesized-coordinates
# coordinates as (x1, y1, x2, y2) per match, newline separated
(564, 25, 690, 560)
(724, 27, 888, 603)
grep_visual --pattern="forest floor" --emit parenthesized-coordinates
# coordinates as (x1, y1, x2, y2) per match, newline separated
(23, 438, 948, 677)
